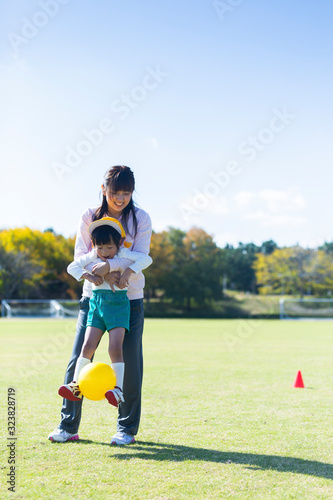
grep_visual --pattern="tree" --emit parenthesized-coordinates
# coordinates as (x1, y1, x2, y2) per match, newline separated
(222, 242, 260, 293)
(144, 230, 173, 300)
(162, 227, 223, 310)
(319, 242, 333, 256)
(0, 228, 79, 299)
(0, 245, 41, 298)
(260, 240, 278, 255)
(305, 250, 333, 296)
(253, 246, 333, 296)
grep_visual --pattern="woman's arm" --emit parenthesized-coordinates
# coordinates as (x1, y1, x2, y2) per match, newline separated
(119, 248, 153, 273)
(71, 207, 109, 285)
(117, 248, 153, 289)
(130, 212, 152, 254)
(74, 208, 94, 260)
(107, 211, 152, 273)
(92, 212, 152, 277)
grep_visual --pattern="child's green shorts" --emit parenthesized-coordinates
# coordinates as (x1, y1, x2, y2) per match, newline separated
(87, 290, 130, 333)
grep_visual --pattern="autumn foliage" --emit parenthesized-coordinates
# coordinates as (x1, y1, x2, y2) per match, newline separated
(1, 227, 333, 306)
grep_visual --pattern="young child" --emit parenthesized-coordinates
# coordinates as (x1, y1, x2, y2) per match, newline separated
(58, 217, 152, 407)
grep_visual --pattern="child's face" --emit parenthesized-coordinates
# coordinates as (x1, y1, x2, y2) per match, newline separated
(95, 241, 118, 260)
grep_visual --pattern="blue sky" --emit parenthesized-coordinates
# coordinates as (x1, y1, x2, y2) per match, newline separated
(1, 0, 332, 248)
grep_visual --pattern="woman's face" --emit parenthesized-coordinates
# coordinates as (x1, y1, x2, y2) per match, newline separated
(102, 185, 133, 216)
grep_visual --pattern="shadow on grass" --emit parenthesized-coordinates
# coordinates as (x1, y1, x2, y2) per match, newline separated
(105, 441, 332, 480)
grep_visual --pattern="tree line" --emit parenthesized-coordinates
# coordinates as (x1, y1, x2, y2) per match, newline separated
(1, 227, 333, 308)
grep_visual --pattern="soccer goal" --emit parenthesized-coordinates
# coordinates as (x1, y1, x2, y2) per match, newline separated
(1, 299, 79, 318)
(279, 298, 333, 320)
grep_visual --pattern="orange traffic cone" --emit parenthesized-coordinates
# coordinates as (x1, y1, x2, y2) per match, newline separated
(293, 370, 304, 388)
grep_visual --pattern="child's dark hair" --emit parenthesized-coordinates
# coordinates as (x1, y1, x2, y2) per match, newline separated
(93, 165, 138, 237)
(91, 225, 122, 248)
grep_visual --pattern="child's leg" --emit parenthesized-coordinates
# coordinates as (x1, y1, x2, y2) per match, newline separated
(59, 326, 104, 401)
(73, 326, 104, 381)
(109, 327, 125, 389)
(81, 326, 104, 359)
(105, 327, 125, 407)
(109, 327, 125, 363)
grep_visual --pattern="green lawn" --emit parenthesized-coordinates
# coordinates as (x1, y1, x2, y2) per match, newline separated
(1, 318, 333, 499)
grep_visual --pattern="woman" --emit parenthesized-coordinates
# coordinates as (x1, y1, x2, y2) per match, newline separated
(48, 165, 152, 445)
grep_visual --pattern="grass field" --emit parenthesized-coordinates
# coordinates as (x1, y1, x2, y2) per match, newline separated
(1, 318, 333, 499)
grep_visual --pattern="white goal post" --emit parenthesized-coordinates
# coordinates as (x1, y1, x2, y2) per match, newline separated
(1, 299, 79, 318)
(279, 298, 333, 320)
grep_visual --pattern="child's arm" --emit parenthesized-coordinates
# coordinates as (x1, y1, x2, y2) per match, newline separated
(93, 213, 152, 278)
(92, 257, 121, 277)
(67, 249, 103, 286)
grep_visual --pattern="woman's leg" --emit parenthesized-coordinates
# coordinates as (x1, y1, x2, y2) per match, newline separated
(59, 296, 90, 434)
(116, 298, 144, 436)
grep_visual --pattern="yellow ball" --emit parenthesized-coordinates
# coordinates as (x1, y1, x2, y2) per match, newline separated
(78, 362, 116, 401)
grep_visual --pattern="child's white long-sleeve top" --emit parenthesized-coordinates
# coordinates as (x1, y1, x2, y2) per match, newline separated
(67, 247, 153, 291)
(74, 206, 152, 299)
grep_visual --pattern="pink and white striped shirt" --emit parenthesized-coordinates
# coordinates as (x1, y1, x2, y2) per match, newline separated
(74, 205, 152, 300)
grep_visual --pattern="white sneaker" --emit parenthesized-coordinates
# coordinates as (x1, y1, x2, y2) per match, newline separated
(48, 428, 79, 443)
(110, 431, 135, 445)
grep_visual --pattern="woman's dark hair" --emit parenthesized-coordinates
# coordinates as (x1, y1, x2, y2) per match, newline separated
(93, 165, 138, 237)
(91, 225, 122, 248)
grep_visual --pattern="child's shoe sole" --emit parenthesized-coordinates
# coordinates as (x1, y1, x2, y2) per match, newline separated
(58, 385, 82, 401)
(105, 390, 119, 407)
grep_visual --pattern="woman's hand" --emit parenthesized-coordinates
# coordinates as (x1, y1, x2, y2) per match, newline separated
(104, 271, 121, 292)
(80, 272, 104, 286)
(92, 261, 110, 277)
(90, 275, 104, 286)
(118, 268, 134, 289)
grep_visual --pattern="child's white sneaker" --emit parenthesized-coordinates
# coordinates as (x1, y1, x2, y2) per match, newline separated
(58, 382, 82, 401)
(105, 387, 124, 407)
